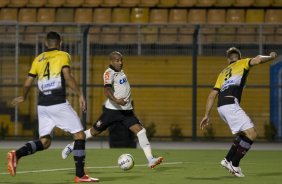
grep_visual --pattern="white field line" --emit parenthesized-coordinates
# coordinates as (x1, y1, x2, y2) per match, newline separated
(1, 161, 184, 175)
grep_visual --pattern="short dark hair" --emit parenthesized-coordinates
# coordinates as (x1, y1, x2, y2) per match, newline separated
(46, 31, 61, 41)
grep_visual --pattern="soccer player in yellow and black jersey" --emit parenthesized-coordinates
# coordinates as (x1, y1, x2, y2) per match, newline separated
(8, 32, 99, 182)
(200, 47, 277, 177)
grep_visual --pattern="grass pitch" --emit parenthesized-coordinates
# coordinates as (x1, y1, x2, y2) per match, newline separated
(0, 148, 281, 184)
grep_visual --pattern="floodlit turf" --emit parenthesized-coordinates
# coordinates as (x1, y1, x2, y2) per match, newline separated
(0, 148, 282, 184)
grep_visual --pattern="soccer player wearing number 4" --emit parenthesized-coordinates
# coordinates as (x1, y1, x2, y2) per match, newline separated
(200, 47, 277, 177)
(8, 32, 98, 182)
(62, 51, 164, 169)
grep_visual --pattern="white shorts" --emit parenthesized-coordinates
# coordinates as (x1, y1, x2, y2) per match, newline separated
(217, 99, 254, 135)
(37, 101, 84, 137)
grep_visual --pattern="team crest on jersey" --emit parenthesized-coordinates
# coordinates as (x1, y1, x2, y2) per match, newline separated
(96, 120, 102, 127)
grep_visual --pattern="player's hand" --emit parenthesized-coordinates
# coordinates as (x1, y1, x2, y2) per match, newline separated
(200, 116, 210, 130)
(79, 95, 87, 113)
(115, 98, 127, 106)
(270, 52, 277, 59)
(11, 96, 24, 106)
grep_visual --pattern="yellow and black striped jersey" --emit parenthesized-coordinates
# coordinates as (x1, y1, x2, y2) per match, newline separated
(28, 48, 71, 106)
(214, 58, 252, 107)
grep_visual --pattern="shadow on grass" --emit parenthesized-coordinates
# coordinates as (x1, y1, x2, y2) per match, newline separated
(185, 176, 237, 180)
(255, 172, 282, 177)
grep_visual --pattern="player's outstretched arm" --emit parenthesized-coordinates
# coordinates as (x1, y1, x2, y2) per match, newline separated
(250, 52, 278, 66)
(11, 76, 34, 106)
(200, 89, 218, 130)
(104, 87, 127, 106)
(62, 67, 86, 112)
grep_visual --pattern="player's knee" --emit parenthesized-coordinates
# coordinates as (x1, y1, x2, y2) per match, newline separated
(73, 131, 86, 140)
(40, 136, 52, 149)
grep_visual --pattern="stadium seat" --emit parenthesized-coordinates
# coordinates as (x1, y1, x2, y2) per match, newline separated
(178, 27, 193, 43)
(27, 0, 47, 7)
(159, 27, 178, 44)
(64, 0, 84, 7)
(141, 27, 158, 43)
(9, 0, 28, 7)
(131, 8, 149, 23)
(158, 0, 177, 7)
(120, 26, 138, 43)
(120, 0, 140, 7)
(177, 0, 196, 7)
(265, 9, 282, 23)
(264, 9, 282, 41)
(139, 0, 159, 7)
(101, 0, 122, 7)
(234, 0, 254, 7)
(37, 8, 56, 22)
(18, 8, 37, 22)
(45, 0, 65, 7)
(207, 9, 226, 23)
(75, 8, 93, 23)
(83, 0, 102, 7)
(188, 9, 206, 23)
(93, 8, 111, 23)
(56, 8, 74, 22)
(100, 27, 119, 43)
(150, 9, 168, 23)
(169, 9, 188, 24)
(246, 9, 264, 23)
(226, 9, 245, 23)
(0, 0, 10, 7)
(89, 27, 100, 43)
(196, 0, 216, 7)
(254, 0, 273, 7)
(273, 0, 282, 6)
(216, 26, 236, 42)
(112, 8, 130, 23)
(0, 8, 18, 21)
(215, 0, 234, 7)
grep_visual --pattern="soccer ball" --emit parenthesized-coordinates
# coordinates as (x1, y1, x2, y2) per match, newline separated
(118, 154, 134, 171)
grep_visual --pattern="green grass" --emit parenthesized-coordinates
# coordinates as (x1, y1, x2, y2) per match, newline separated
(0, 148, 282, 184)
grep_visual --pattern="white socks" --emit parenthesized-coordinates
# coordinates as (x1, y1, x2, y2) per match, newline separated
(137, 128, 153, 161)
(84, 129, 93, 140)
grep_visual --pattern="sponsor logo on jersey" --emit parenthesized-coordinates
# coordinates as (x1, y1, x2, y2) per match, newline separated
(119, 78, 127, 84)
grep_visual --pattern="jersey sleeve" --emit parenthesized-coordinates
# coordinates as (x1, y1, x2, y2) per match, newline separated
(240, 58, 252, 70)
(28, 58, 38, 78)
(103, 69, 114, 87)
(213, 74, 222, 91)
(61, 52, 71, 68)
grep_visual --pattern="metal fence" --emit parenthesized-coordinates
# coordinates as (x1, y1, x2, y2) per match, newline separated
(0, 22, 281, 140)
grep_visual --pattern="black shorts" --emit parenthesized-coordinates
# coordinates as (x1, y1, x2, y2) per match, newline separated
(93, 106, 141, 132)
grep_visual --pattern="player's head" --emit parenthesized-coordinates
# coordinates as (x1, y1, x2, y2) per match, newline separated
(109, 51, 123, 72)
(45, 31, 62, 49)
(226, 47, 241, 64)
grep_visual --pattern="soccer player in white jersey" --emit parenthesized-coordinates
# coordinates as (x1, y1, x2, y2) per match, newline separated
(200, 47, 277, 177)
(62, 51, 164, 168)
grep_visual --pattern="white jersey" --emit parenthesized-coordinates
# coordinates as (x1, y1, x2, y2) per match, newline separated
(103, 66, 133, 110)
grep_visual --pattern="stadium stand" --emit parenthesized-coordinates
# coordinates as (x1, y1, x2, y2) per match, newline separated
(120, 0, 140, 7)
(74, 8, 93, 23)
(26, 0, 47, 7)
(0, 0, 9, 7)
(37, 8, 56, 23)
(131, 8, 149, 23)
(8, 0, 28, 7)
(101, 0, 122, 7)
(158, 0, 177, 7)
(45, 0, 65, 7)
(93, 8, 111, 23)
(234, 0, 254, 7)
(215, 0, 234, 7)
(83, 0, 102, 7)
(112, 8, 130, 23)
(0, 8, 17, 21)
(177, 0, 196, 7)
(196, 0, 216, 7)
(64, 0, 84, 7)
(139, 0, 159, 7)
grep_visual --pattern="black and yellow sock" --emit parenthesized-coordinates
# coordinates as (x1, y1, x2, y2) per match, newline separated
(73, 140, 86, 177)
(231, 135, 253, 167)
(15, 140, 44, 159)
